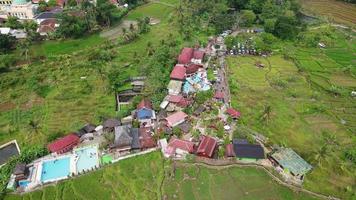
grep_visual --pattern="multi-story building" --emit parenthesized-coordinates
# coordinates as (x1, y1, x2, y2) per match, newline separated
(6, 0, 36, 20)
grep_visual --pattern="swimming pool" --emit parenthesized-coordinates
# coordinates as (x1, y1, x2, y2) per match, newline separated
(183, 72, 211, 94)
(41, 157, 71, 183)
(75, 146, 99, 173)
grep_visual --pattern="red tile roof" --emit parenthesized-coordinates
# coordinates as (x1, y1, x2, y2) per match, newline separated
(214, 91, 224, 99)
(170, 64, 186, 80)
(39, 19, 57, 33)
(193, 50, 205, 60)
(196, 135, 217, 158)
(186, 64, 202, 74)
(139, 128, 156, 149)
(168, 95, 191, 107)
(225, 144, 235, 157)
(168, 95, 184, 103)
(226, 108, 241, 118)
(165, 111, 188, 127)
(137, 99, 152, 110)
(168, 138, 195, 153)
(178, 48, 194, 64)
(47, 133, 79, 153)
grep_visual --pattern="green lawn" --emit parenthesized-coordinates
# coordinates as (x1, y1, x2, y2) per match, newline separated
(226, 31, 355, 198)
(29, 34, 105, 58)
(4, 152, 319, 200)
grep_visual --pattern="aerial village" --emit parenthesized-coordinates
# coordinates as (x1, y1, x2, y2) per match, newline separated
(0, 0, 125, 37)
(2, 33, 313, 194)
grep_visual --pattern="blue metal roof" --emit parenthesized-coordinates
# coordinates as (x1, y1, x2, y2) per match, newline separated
(137, 108, 153, 119)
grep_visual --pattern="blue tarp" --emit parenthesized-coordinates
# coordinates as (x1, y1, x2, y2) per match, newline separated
(137, 108, 153, 119)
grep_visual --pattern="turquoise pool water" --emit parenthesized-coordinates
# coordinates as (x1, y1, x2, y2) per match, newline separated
(41, 157, 70, 182)
(18, 180, 30, 188)
(183, 73, 210, 94)
(75, 146, 98, 173)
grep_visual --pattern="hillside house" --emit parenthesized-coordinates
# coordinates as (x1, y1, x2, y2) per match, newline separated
(136, 99, 155, 127)
(270, 148, 312, 180)
(226, 108, 241, 119)
(13, 163, 27, 181)
(177, 47, 205, 65)
(233, 139, 265, 161)
(0, 140, 20, 167)
(225, 144, 235, 157)
(164, 137, 195, 158)
(112, 124, 141, 151)
(196, 135, 217, 158)
(103, 118, 121, 133)
(167, 80, 183, 95)
(165, 111, 188, 127)
(186, 64, 203, 77)
(214, 91, 224, 102)
(47, 134, 80, 154)
(139, 127, 156, 149)
(170, 64, 186, 81)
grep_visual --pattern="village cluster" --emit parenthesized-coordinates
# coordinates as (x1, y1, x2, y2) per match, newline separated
(2, 34, 313, 193)
(0, 0, 124, 37)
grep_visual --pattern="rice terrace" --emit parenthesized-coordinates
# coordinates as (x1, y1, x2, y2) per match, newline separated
(0, 0, 355, 200)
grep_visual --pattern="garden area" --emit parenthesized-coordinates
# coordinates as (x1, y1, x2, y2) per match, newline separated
(226, 29, 355, 199)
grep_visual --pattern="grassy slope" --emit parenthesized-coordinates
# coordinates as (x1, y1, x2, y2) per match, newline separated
(300, 0, 356, 27)
(0, 2, 178, 148)
(5, 152, 319, 200)
(164, 164, 318, 200)
(227, 30, 355, 199)
(4, 152, 165, 200)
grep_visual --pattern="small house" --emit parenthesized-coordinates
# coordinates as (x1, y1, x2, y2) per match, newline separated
(112, 125, 133, 151)
(38, 19, 59, 36)
(178, 47, 194, 64)
(196, 135, 217, 158)
(103, 118, 121, 133)
(168, 95, 191, 108)
(136, 99, 154, 119)
(225, 144, 235, 157)
(47, 133, 80, 154)
(214, 91, 224, 102)
(165, 111, 188, 127)
(233, 140, 264, 161)
(130, 128, 140, 150)
(165, 137, 195, 158)
(186, 64, 203, 77)
(13, 163, 27, 181)
(226, 108, 241, 119)
(177, 121, 191, 134)
(139, 127, 156, 149)
(193, 105, 205, 116)
(170, 64, 186, 81)
(191, 49, 205, 64)
(167, 80, 183, 95)
(270, 148, 312, 180)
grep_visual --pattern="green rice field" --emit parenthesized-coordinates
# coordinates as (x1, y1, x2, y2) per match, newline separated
(226, 29, 355, 199)
(4, 152, 319, 200)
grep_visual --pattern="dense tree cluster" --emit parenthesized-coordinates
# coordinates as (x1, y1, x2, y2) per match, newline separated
(178, 0, 304, 40)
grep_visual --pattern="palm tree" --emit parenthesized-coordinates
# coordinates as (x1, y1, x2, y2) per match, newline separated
(28, 120, 40, 134)
(146, 42, 154, 56)
(313, 145, 329, 167)
(17, 39, 30, 61)
(261, 105, 272, 124)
